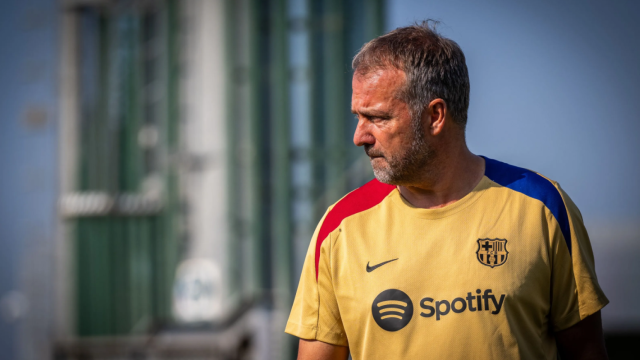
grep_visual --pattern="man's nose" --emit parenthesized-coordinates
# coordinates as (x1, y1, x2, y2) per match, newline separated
(353, 118, 375, 147)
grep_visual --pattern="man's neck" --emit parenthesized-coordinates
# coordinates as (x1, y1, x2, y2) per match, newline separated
(398, 147, 485, 209)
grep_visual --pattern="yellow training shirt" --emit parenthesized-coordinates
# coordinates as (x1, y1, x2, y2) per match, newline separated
(285, 157, 608, 359)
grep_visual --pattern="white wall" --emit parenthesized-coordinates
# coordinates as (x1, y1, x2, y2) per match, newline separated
(179, 0, 229, 321)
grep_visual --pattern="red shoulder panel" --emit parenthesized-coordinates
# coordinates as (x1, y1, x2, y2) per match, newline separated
(315, 179, 396, 280)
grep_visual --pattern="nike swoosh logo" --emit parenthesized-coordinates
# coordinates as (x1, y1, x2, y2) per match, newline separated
(366, 258, 399, 272)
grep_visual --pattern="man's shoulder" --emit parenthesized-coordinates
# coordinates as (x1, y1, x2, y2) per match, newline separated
(483, 156, 572, 252)
(483, 156, 562, 201)
(317, 179, 396, 243)
(312, 179, 396, 280)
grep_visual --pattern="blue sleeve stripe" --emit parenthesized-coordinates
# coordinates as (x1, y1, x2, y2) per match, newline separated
(482, 156, 572, 255)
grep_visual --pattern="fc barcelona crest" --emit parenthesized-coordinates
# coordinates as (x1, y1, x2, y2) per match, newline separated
(476, 238, 509, 268)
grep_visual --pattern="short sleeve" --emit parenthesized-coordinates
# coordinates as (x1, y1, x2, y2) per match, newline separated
(285, 207, 348, 346)
(549, 183, 609, 331)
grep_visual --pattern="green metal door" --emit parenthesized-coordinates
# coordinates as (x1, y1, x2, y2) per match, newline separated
(62, 0, 180, 337)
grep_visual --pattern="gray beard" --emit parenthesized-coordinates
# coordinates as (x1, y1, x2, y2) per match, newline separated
(369, 117, 435, 186)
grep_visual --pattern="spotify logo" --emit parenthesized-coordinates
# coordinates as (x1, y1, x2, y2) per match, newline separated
(372, 289, 414, 331)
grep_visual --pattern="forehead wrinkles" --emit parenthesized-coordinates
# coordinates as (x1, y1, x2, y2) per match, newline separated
(353, 68, 407, 106)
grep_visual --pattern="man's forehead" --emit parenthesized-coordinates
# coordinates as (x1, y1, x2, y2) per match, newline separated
(352, 68, 405, 112)
(353, 67, 405, 87)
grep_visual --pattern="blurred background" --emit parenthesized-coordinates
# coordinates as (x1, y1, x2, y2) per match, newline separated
(0, 0, 637, 359)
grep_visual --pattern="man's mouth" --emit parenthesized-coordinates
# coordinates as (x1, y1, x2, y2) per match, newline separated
(365, 145, 384, 159)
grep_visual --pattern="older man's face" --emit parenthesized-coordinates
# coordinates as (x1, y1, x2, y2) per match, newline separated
(351, 68, 432, 185)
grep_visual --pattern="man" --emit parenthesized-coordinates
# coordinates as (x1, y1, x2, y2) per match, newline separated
(285, 22, 609, 360)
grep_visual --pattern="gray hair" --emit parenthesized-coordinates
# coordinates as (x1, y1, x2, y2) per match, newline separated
(352, 21, 470, 128)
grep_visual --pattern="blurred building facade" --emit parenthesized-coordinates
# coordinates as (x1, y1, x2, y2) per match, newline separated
(1, 0, 383, 359)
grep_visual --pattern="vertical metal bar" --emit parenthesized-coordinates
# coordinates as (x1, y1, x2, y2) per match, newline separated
(138, 218, 152, 332)
(134, 7, 153, 333)
(157, 0, 180, 321)
(96, 218, 113, 335)
(98, 8, 112, 193)
(286, 1, 314, 358)
(309, 0, 325, 218)
(150, 216, 163, 320)
(248, 0, 268, 296)
(229, 0, 260, 300)
(75, 222, 89, 335)
(270, 0, 291, 308)
(322, 0, 346, 204)
(99, 11, 113, 334)
(112, 217, 129, 334)
(288, 0, 310, 276)
(57, 6, 80, 339)
(116, 7, 142, 333)
(224, 0, 241, 303)
(128, 218, 141, 332)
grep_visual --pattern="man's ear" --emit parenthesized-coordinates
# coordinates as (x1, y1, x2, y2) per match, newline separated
(425, 98, 447, 136)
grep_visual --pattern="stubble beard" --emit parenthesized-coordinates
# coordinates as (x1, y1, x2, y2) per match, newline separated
(367, 116, 435, 186)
